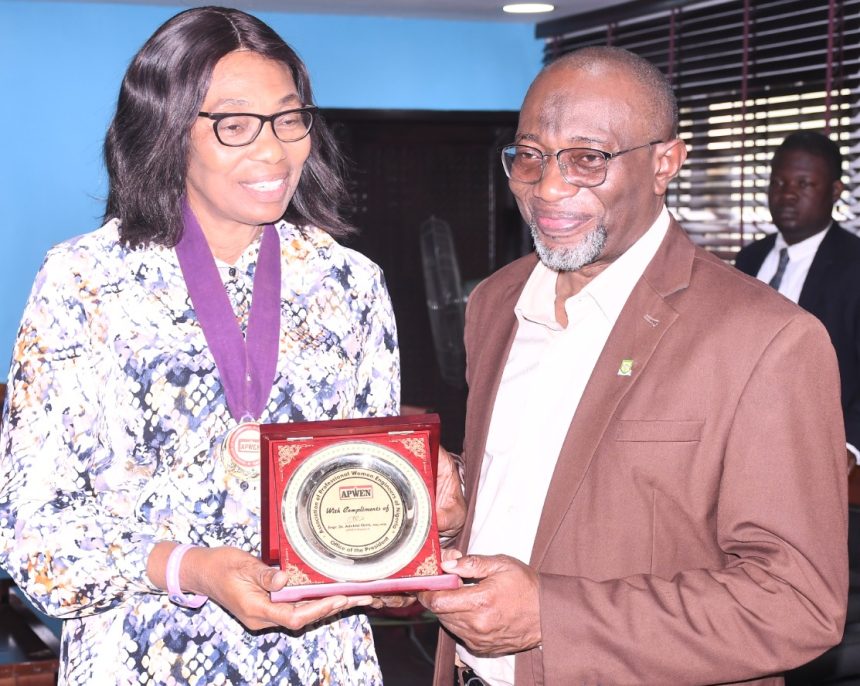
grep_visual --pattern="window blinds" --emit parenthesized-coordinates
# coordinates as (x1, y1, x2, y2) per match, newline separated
(537, 0, 859, 261)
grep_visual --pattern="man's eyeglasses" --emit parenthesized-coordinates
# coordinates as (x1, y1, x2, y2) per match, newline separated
(500, 140, 662, 188)
(198, 106, 318, 147)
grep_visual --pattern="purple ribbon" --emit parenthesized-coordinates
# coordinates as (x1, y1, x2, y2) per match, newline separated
(176, 201, 281, 421)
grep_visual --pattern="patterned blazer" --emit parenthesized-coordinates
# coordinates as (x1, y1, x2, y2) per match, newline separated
(0, 219, 399, 685)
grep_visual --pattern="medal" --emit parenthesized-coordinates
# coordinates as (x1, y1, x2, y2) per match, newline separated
(176, 199, 281, 480)
(220, 421, 262, 478)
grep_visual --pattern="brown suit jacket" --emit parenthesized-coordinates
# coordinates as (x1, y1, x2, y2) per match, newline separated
(433, 220, 848, 686)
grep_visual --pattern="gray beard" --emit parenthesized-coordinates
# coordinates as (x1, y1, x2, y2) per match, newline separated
(529, 222, 607, 272)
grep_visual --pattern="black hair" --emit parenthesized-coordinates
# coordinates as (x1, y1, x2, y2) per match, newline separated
(774, 131, 843, 182)
(104, 6, 353, 248)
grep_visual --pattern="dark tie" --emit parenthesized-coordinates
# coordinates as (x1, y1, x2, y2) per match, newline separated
(768, 247, 789, 290)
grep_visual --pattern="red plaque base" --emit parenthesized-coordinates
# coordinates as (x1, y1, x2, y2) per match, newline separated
(260, 414, 457, 601)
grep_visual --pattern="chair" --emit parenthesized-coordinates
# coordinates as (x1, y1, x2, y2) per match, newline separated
(369, 605, 439, 685)
(0, 577, 60, 685)
(0, 383, 61, 685)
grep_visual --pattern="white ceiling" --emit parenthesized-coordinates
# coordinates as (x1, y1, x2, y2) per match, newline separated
(35, 0, 625, 23)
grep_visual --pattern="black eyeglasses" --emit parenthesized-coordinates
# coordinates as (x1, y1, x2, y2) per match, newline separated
(500, 140, 663, 187)
(198, 106, 318, 147)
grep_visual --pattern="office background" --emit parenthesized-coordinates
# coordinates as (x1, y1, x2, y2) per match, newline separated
(0, 0, 544, 379)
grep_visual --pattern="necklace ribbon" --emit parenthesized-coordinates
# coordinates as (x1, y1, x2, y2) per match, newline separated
(175, 200, 281, 422)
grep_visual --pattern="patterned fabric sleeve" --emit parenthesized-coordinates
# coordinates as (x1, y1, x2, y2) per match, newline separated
(351, 261, 401, 419)
(0, 245, 161, 618)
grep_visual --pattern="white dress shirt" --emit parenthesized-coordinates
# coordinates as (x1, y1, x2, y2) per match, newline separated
(458, 207, 671, 685)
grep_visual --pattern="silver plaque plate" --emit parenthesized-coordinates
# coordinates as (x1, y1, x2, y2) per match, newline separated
(281, 440, 432, 581)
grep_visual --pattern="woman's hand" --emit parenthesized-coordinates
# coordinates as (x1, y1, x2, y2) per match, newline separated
(367, 593, 418, 610)
(149, 543, 371, 631)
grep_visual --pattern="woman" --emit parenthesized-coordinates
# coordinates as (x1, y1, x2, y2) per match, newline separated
(0, 7, 398, 684)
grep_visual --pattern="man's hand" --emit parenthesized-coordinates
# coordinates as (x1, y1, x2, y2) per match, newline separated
(436, 446, 466, 539)
(368, 550, 464, 610)
(418, 553, 541, 656)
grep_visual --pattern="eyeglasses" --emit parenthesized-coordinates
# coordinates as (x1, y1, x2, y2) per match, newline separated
(197, 106, 318, 147)
(500, 140, 662, 187)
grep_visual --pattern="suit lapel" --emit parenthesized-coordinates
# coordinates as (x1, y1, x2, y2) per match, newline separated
(529, 220, 695, 567)
(798, 224, 838, 313)
(738, 233, 775, 276)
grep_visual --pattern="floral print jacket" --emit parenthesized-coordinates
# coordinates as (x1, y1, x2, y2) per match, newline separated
(0, 219, 399, 685)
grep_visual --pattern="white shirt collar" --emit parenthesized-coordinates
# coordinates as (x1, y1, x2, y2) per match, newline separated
(516, 206, 671, 330)
(774, 222, 831, 261)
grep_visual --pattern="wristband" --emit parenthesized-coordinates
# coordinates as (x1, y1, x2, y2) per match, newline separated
(166, 544, 208, 608)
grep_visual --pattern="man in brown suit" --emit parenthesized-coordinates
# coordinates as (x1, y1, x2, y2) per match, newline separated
(420, 46, 848, 686)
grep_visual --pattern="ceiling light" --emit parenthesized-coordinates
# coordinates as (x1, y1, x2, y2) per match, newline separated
(502, 3, 555, 13)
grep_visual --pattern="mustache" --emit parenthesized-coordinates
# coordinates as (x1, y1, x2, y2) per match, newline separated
(528, 222, 607, 273)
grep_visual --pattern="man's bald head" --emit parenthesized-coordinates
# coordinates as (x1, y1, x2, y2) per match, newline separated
(537, 46, 679, 142)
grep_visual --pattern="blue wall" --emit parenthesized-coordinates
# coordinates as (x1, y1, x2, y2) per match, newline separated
(0, 1, 543, 379)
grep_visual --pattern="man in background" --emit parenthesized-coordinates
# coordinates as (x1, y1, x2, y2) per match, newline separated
(735, 131, 860, 470)
(421, 48, 848, 686)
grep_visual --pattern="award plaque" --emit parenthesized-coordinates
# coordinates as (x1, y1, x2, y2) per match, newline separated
(260, 414, 460, 601)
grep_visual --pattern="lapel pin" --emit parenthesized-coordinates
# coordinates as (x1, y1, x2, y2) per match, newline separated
(618, 359, 634, 376)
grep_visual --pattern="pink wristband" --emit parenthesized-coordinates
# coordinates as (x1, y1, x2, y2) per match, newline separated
(166, 544, 208, 609)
